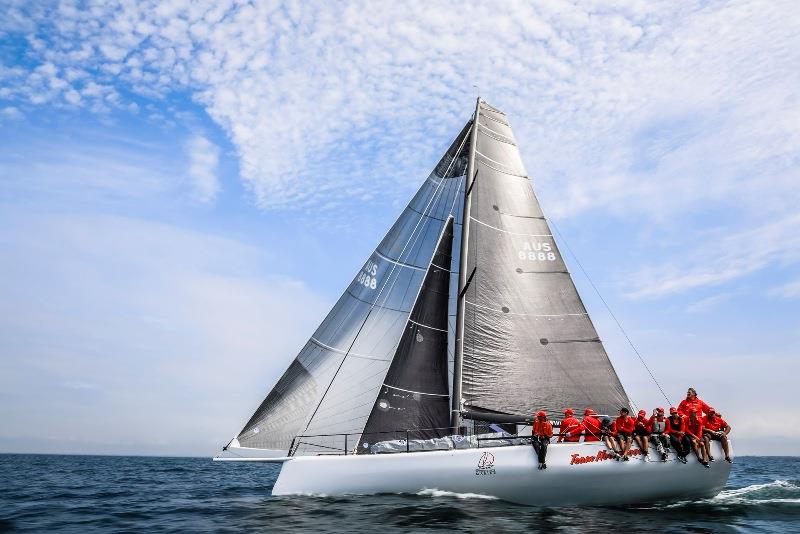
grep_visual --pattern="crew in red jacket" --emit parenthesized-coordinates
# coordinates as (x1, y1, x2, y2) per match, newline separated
(685, 409, 710, 468)
(633, 409, 651, 460)
(532, 410, 554, 470)
(648, 407, 669, 462)
(582, 408, 601, 442)
(614, 407, 635, 461)
(558, 408, 583, 443)
(666, 407, 691, 463)
(702, 408, 732, 463)
(678, 387, 711, 417)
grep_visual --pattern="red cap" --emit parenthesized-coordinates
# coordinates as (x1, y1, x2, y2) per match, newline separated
(584, 408, 596, 416)
(564, 408, 574, 416)
(536, 411, 546, 418)
(638, 409, 646, 417)
(669, 407, 678, 414)
(656, 407, 665, 413)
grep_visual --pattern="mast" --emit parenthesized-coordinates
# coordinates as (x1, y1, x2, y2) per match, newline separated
(451, 97, 480, 430)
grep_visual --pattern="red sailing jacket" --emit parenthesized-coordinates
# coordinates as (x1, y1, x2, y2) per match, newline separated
(559, 416, 583, 442)
(582, 416, 602, 441)
(677, 397, 711, 417)
(703, 415, 728, 432)
(685, 417, 704, 440)
(665, 415, 686, 435)
(614, 415, 635, 434)
(533, 419, 553, 438)
(634, 415, 651, 433)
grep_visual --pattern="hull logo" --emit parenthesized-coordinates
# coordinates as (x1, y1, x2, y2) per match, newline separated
(475, 451, 496, 476)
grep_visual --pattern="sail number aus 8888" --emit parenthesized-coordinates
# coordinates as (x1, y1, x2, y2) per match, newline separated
(357, 260, 379, 290)
(518, 241, 556, 261)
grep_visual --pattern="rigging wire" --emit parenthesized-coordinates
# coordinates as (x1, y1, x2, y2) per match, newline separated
(547, 218, 673, 407)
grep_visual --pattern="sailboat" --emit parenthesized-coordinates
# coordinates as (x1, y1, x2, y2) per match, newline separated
(214, 99, 732, 506)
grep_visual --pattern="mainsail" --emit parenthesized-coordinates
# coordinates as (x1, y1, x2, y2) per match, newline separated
(234, 123, 470, 455)
(455, 100, 630, 420)
(358, 217, 454, 451)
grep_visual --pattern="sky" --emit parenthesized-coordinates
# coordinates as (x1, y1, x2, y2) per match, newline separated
(0, 0, 798, 457)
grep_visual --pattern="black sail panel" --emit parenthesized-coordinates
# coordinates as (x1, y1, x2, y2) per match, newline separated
(460, 101, 630, 419)
(358, 218, 454, 451)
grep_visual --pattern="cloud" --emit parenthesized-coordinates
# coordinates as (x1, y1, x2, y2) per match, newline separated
(769, 279, 800, 300)
(186, 134, 220, 203)
(627, 213, 800, 299)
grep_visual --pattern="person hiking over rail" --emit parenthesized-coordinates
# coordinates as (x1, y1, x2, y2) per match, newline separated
(702, 408, 732, 463)
(614, 407, 635, 461)
(666, 407, 691, 464)
(633, 409, 651, 460)
(531, 410, 553, 470)
(686, 409, 710, 468)
(649, 407, 670, 462)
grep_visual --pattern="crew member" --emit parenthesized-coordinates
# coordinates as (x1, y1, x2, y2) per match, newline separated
(678, 387, 711, 417)
(702, 408, 732, 463)
(558, 408, 583, 443)
(600, 417, 621, 458)
(666, 407, 690, 463)
(685, 409, 710, 468)
(633, 409, 651, 460)
(649, 407, 670, 462)
(615, 407, 635, 461)
(582, 408, 601, 442)
(532, 410, 553, 470)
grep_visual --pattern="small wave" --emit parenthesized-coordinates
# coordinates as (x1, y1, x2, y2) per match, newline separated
(416, 488, 498, 500)
(716, 480, 796, 499)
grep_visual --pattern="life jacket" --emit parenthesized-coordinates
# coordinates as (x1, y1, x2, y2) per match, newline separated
(559, 416, 583, 442)
(649, 416, 667, 434)
(582, 416, 602, 441)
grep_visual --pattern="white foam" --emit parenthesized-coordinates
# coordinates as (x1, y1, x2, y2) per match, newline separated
(715, 480, 794, 500)
(416, 488, 498, 500)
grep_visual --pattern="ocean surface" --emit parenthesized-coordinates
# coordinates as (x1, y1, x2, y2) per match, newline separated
(0, 454, 797, 533)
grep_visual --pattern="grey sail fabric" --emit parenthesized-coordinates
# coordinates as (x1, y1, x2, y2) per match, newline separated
(236, 123, 470, 455)
(460, 100, 630, 419)
(357, 218, 454, 453)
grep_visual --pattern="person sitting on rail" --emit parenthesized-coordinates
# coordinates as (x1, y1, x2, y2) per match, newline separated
(615, 407, 635, 461)
(685, 409, 710, 468)
(666, 407, 691, 464)
(558, 408, 583, 443)
(600, 417, 621, 458)
(648, 407, 670, 462)
(702, 408, 732, 463)
(582, 408, 601, 442)
(678, 387, 711, 417)
(532, 410, 553, 470)
(633, 409, 651, 460)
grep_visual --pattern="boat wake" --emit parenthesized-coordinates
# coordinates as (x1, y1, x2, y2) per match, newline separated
(649, 479, 800, 510)
(416, 488, 498, 500)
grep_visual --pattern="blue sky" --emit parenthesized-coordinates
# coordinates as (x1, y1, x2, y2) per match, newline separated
(1, 1, 798, 456)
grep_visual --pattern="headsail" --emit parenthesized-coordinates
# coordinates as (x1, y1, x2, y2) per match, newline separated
(456, 100, 630, 420)
(357, 217, 454, 452)
(234, 123, 470, 455)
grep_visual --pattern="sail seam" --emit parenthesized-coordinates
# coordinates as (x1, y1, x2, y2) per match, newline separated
(477, 123, 516, 145)
(475, 149, 525, 172)
(309, 337, 392, 362)
(408, 318, 448, 332)
(383, 384, 450, 397)
(480, 112, 510, 127)
(469, 215, 553, 236)
(430, 263, 451, 271)
(464, 300, 588, 318)
(406, 204, 463, 225)
(345, 288, 407, 312)
(475, 155, 528, 178)
(373, 249, 426, 271)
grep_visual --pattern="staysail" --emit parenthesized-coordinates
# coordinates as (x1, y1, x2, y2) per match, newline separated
(234, 123, 470, 455)
(455, 100, 630, 420)
(357, 217, 454, 451)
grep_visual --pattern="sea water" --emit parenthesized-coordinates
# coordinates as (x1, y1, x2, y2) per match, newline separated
(1, 454, 797, 532)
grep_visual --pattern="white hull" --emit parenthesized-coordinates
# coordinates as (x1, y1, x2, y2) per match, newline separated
(272, 441, 732, 506)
